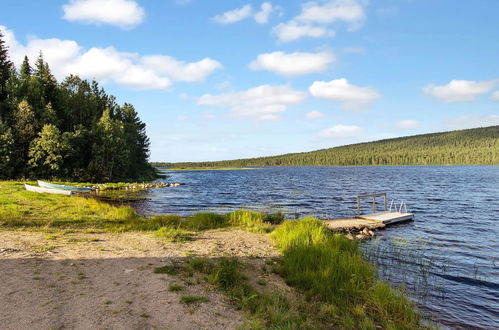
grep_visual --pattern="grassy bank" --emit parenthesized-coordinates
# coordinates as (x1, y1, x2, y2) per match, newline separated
(0, 181, 429, 328)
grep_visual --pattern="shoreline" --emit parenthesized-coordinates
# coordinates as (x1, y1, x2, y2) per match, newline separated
(0, 181, 430, 329)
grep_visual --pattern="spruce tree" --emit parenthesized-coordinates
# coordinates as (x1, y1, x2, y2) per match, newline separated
(20, 55, 31, 79)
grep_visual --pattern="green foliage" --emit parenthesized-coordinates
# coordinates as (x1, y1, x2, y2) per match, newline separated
(156, 126, 499, 167)
(0, 33, 155, 182)
(0, 121, 14, 178)
(28, 124, 69, 178)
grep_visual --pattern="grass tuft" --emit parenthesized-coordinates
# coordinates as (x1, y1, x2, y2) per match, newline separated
(180, 295, 209, 304)
(154, 227, 193, 242)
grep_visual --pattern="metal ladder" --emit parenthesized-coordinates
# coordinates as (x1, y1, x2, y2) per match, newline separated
(389, 199, 408, 213)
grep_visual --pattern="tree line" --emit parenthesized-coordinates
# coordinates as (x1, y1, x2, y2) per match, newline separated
(154, 125, 499, 168)
(0, 31, 155, 182)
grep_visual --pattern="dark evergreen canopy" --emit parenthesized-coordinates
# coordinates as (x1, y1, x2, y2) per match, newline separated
(0, 31, 155, 182)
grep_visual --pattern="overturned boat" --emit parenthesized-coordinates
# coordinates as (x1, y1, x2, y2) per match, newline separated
(24, 184, 75, 196)
(37, 180, 92, 193)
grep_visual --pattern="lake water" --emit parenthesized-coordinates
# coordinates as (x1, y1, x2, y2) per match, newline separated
(131, 166, 498, 329)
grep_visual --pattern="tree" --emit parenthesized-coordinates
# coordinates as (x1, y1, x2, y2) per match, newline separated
(28, 124, 69, 178)
(20, 55, 31, 79)
(0, 30, 14, 121)
(119, 103, 153, 178)
(88, 109, 127, 181)
(0, 120, 14, 178)
(12, 100, 36, 175)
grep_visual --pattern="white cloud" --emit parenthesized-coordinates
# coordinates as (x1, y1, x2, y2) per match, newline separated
(273, 0, 366, 42)
(320, 125, 363, 138)
(197, 85, 307, 121)
(491, 91, 499, 101)
(394, 120, 421, 130)
(177, 115, 188, 121)
(62, 0, 145, 29)
(1, 25, 221, 91)
(296, 0, 365, 28)
(212, 3, 276, 25)
(140, 55, 222, 82)
(273, 21, 334, 43)
(444, 115, 499, 130)
(249, 51, 334, 76)
(423, 79, 498, 102)
(255, 2, 274, 24)
(309, 78, 380, 111)
(212, 4, 253, 24)
(305, 110, 324, 120)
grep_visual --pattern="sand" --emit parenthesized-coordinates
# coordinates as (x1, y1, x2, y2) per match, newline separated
(0, 229, 281, 329)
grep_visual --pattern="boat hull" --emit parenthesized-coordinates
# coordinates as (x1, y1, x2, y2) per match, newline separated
(37, 180, 92, 192)
(24, 184, 75, 196)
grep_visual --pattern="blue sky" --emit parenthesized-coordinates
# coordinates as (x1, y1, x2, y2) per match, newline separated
(1, 0, 498, 162)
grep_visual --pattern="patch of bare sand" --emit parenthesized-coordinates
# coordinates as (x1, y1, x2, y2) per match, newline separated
(0, 229, 282, 329)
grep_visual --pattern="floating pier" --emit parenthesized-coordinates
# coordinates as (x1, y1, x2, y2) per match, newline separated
(355, 193, 414, 225)
(324, 193, 414, 237)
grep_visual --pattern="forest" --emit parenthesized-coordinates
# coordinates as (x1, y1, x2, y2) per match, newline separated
(155, 125, 499, 168)
(0, 31, 155, 182)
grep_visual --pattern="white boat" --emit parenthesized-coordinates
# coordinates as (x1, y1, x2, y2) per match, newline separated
(24, 184, 75, 196)
(37, 180, 92, 192)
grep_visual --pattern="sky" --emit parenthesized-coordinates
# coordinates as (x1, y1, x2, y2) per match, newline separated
(1, 0, 498, 162)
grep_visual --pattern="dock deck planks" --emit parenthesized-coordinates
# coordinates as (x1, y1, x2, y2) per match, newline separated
(357, 211, 414, 224)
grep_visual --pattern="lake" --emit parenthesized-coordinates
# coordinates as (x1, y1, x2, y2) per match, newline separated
(131, 166, 498, 329)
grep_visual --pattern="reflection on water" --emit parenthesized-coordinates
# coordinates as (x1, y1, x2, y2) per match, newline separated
(129, 166, 498, 329)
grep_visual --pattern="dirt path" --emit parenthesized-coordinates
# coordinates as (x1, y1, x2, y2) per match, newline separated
(0, 229, 280, 329)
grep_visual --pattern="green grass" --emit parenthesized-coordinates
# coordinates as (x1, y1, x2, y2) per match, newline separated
(154, 227, 193, 242)
(272, 217, 426, 329)
(0, 182, 280, 233)
(168, 284, 184, 292)
(180, 295, 210, 304)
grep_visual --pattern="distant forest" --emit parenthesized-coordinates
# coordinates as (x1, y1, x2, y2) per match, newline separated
(155, 126, 499, 168)
(0, 31, 155, 182)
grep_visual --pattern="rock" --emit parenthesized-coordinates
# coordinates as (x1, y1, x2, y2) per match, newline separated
(368, 230, 375, 237)
(346, 233, 354, 240)
(355, 234, 366, 240)
(362, 228, 370, 235)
